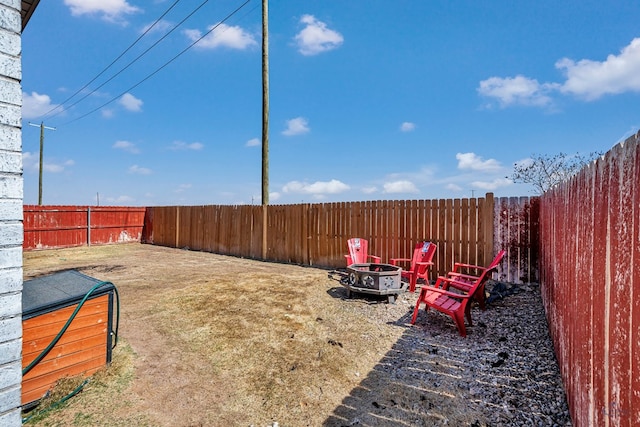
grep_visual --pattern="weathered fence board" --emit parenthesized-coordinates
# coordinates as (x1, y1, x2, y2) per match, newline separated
(540, 131, 640, 426)
(23, 206, 146, 250)
(142, 194, 535, 282)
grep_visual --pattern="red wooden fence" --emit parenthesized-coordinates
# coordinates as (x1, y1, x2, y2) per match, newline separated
(23, 206, 147, 250)
(494, 196, 540, 283)
(23, 196, 539, 283)
(146, 194, 504, 280)
(539, 131, 639, 426)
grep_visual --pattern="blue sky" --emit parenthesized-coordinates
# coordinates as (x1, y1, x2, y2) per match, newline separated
(21, 0, 640, 206)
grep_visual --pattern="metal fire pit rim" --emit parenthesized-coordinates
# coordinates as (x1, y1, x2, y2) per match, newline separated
(346, 262, 402, 272)
(341, 281, 408, 296)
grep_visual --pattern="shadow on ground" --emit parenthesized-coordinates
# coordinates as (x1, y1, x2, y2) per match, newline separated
(323, 283, 572, 426)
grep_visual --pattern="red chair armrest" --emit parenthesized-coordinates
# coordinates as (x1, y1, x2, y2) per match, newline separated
(435, 275, 477, 290)
(415, 261, 434, 274)
(453, 262, 486, 272)
(419, 283, 472, 300)
(447, 272, 480, 280)
(389, 258, 410, 266)
(445, 280, 473, 292)
(367, 255, 382, 263)
(416, 261, 434, 267)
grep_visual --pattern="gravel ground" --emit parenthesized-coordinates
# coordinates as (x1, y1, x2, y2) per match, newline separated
(324, 280, 572, 426)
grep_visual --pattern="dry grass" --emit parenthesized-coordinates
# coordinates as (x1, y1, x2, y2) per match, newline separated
(22, 341, 148, 426)
(22, 244, 409, 426)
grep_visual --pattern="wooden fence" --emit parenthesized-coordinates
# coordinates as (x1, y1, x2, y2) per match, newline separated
(145, 193, 539, 282)
(23, 196, 539, 282)
(23, 206, 147, 250)
(494, 196, 540, 283)
(539, 132, 640, 426)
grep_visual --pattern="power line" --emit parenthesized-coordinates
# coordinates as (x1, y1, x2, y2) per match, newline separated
(40, 0, 184, 120)
(61, 0, 254, 127)
(50, 0, 212, 120)
(48, 0, 216, 122)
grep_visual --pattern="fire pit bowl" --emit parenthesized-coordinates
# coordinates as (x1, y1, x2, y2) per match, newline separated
(337, 263, 405, 303)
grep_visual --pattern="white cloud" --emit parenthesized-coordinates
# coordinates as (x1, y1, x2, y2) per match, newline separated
(283, 179, 350, 195)
(128, 165, 152, 175)
(23, 152, 73, 173)
(46, 160, 74, 172)
(64, 0, 141, 23)
(513, 157, 534, 169)
(40, 161, 65, 173)
(471, 177, 513, 190)
(456, 153, 502, 172)
(362, 186, 377, 194)
(445, 183, 463, 192)
(246, 138, 260, 147)
(104, 195, 135, 204)
(119, 93, 143, 112)
(400, 122, 416, 132)
(22, 152, 37, 171)
(557, 38, 640, 100)
(44, 161, 68, 174)
(141, 19, 172, 35)
(477, 75, 557, 107)
(478, 38, 640, 107)
(101, 109, 114, 118)
(294, 15, 344, 56)
(22, 92, 59, 119)
(169, 141, 204, 151)
(184, 23, 257, 50)
(269, 192, 281, 201)
(175, 184, 192, 193)
(282, 117, 310, 136)
(383, 180, 419, 194)
(615, 126, 640, 143)
(113, 140, 140, 154)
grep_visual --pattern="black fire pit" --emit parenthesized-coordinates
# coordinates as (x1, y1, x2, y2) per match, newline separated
(330, 263, 405, 303)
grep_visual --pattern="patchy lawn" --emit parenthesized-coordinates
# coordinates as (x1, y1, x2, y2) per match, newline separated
(22, 243, 570, 426)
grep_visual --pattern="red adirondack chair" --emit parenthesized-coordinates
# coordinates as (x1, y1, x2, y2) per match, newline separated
(411, 256, 500, 337)
(445, 250, 506, 310)
(345, 238, 381, 266)
(390, 241, 437, 293)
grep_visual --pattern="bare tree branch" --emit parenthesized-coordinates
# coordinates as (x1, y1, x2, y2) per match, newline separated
(510, 151, 602, 194)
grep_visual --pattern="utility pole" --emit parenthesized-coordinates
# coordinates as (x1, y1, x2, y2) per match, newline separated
(28, 122, 56, 205)
(261, 0, 269, 259)
(261, 0, 269, 206)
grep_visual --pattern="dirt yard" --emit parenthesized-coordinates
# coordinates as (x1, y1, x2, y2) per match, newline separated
(22, 243, 570, 426)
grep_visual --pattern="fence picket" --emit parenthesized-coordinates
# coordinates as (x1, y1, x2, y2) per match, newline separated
(24, 193, 537, 282)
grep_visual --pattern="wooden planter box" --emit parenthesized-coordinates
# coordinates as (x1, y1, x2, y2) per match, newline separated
(22, 270, 115, 407)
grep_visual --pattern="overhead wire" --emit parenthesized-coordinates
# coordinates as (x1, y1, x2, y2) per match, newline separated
(60, 0, 254, 127)
(47, 0, 214, 122)
(40, 0, 184, 120)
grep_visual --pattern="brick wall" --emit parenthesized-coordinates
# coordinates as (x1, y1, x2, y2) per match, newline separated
(0, 1, 23, 425)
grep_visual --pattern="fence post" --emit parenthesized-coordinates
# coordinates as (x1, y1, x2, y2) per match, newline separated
(262, 205, 268, 260)
(175, 207, 180, 248)
(87, 207, 91, 247)
(484, 192, 494, 265)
